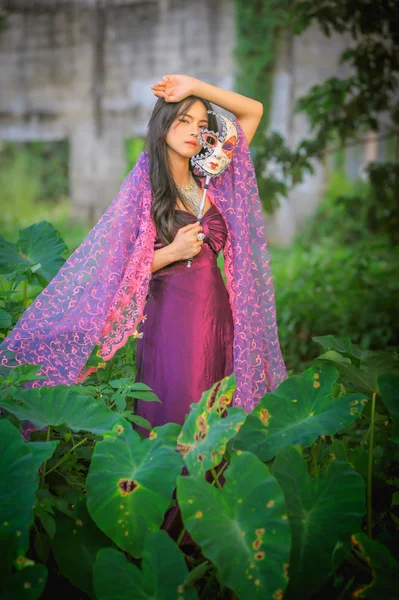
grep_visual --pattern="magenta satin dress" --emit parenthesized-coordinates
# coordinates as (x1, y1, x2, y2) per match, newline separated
(134, 203, 234, 432)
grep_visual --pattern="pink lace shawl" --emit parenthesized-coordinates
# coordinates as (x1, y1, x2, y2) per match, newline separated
(0, 121, 287, 413)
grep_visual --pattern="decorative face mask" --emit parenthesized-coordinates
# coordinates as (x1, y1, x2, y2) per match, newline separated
(191, 111, 239, 177)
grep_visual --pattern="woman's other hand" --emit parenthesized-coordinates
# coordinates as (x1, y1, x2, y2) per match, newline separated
(151, 74, 196, 103)
(170, 222, 204, 260)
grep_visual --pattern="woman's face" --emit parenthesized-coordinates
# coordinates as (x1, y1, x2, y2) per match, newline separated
(165, 100, 209, 158)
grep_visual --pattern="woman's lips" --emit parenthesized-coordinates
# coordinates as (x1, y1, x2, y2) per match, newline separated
(186, 141, 197, 146)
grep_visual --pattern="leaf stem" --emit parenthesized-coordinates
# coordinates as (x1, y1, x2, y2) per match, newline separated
(367, 391, 376, 538)
(40, 426, 51, 485)
(176, 526, 187, 548)
(211, 467, 223, 491)
(44, 437, 88, 476)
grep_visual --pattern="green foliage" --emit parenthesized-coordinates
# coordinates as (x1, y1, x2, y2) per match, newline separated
(0, 140, 69, 205)
(0, 419, 57, 556)
(177, 451, 291, 600)
(86, 422, 184, 558)
(1, 337, 398, 599)
(176, 373, 246, 476)
(93, 532, 198, 600)
(291, 0, 399, 136)
(235, 363, 367, 461)
(50, 494, 112, 599)
(272, 446, 365, 599)
(234, 0, 290, 148)
(269, 163, 399, 375)
(0, 221, 69, 287)
(234, 0, 399, 217)
(124, 137, 146, 176)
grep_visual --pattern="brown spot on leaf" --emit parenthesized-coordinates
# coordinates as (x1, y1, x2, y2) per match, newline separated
(283, 563, 289, 579)
(254, 551, 265, 560)
(176, 442, 191, 457)
(219, 394, 232, 407)
(260, 408, 271, 426)
(206, 383, 221, 411)
(118, 478, 139, 495)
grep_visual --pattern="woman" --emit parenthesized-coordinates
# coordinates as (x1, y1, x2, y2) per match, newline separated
(0, 74, 287, 442)
(134, 74, 266, 432)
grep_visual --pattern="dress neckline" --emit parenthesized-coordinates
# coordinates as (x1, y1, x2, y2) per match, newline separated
(175, 203, 217, 219)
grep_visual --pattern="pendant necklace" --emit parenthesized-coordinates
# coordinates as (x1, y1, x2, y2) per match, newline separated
(175, 172, 206, 267)
(175, 171, 201, 215)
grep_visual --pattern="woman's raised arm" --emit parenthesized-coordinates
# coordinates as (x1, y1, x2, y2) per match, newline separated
(151, 74, 263, 145)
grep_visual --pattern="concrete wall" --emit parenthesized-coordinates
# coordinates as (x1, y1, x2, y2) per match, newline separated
(266, 23, 353, 246)
(0, 0, 235, 220)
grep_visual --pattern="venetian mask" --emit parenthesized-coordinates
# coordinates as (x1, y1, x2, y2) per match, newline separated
(191, 111, 239, 177)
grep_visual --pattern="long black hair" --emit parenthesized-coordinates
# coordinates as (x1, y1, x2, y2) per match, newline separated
(145, 95, 218, 246)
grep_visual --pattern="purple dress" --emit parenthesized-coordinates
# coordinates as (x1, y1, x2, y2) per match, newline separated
(134, 202, 234, 432)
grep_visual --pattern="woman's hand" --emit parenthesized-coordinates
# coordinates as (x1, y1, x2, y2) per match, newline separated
(170, 222, 204, 260)
(151, 74, 196, 103)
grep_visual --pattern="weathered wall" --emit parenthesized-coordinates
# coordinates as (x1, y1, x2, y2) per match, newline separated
(266, 23, 353, 246)
(1, 0, 369, 245)
(0, 0, 235, 219)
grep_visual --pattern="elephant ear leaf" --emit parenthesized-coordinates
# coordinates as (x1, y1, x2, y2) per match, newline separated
(86, 423, 183, 558)
(272, 445, 365, 600)
(0, 420, 58, 556)
(0, 221, 68, 285)
(176, 372, 246, 476)
(349, 531, 399, 600)
(177, 450, 291, 600)
(235, 363, 367, 461)
(93, 531, 198, 599)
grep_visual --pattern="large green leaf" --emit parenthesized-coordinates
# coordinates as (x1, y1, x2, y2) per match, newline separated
(312, 335, 365, 362)
(0, 385, 122, 435)
(145, 422, 182, 452)
(0, 221, 67, 285)
(176, 373, 246, 475)
(378, 374, 399, 444)
(313, 336, 399, 396)
(51, 495, 113, 599)
(0, 420, 58, 557)
(272, 446, 365, 599)
(93, 531, 198, 599)
(234, 363, 367, 461)
(0, 564, 47, 600)
(86, 421, 183, 558)
(177, 451, 291, 600)
(349, 531, 399, 599)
